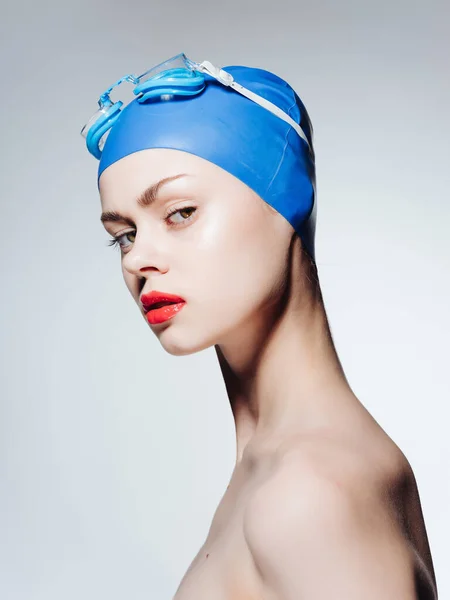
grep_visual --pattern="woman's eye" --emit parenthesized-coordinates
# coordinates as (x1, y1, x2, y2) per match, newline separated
(107, 231, 135, 251)
(106, 206, 197, 252)
(166, 205, 197, 225)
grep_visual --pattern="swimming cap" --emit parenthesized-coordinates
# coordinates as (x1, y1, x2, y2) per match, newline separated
(98, 65, 317, 259)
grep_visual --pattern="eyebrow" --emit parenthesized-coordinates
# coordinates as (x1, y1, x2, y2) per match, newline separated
(100, 173, 190, 226)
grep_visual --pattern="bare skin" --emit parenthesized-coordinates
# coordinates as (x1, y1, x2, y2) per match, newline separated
(173, 248, 437, 600)
(98, 148, 437, 600)
(173, 418, 437, 599)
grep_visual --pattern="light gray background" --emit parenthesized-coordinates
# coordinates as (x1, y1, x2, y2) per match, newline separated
(1, 0, 448, 598)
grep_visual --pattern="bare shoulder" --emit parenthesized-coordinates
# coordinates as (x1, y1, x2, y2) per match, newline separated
(243, 432, 437, 600)
(243, 430, 407, 545)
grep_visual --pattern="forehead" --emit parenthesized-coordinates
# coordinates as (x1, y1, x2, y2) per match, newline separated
(99, 148, 220, 205)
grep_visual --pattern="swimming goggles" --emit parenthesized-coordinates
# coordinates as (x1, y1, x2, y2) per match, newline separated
(80, 53, 312, 160)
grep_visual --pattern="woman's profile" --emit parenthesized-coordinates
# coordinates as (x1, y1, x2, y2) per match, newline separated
(81, 53, 438, 599)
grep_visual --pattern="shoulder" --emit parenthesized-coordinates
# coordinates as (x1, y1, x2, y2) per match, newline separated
(244, 431, 409, 534)
(243, 434, 425, 599)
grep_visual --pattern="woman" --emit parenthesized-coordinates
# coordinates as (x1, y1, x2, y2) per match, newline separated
(82, 54, 437, 599)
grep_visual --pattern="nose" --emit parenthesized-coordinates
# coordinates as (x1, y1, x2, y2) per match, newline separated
(121, 229, 169, 278)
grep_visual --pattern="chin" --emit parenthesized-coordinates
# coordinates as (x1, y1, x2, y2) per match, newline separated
(156, 328, 217, 357)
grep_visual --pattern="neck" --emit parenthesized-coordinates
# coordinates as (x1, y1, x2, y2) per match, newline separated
(214, 245, 361, 465)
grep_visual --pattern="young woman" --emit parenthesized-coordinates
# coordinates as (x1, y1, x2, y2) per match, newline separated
(82, 54, 437, 599)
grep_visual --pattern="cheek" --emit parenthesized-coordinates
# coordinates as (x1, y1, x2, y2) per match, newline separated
(189, 217, 288, 326)
(121, 265, 138, 299)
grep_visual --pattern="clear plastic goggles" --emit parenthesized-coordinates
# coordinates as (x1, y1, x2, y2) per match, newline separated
(80, 53, 312, 159)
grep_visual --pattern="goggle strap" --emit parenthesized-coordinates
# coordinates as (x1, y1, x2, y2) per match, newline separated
(197, 60, 312, 151)
(230, 80, 311, 148)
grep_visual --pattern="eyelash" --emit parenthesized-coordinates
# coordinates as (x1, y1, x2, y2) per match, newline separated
(106, 205, 197, 252)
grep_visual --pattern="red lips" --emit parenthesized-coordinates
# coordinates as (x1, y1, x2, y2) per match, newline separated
(140, 290, 187, 325)
(140, 290, 186, 313)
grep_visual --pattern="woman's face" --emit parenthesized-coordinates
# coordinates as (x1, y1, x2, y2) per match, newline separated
(99, 148, 293, 355)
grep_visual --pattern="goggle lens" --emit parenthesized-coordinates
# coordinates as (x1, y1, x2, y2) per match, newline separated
(136, 53, 196, 85)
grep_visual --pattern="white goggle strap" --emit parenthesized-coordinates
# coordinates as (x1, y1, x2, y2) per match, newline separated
(197, 60, 312, 152)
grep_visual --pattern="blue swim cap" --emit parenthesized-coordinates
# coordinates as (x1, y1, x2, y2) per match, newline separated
(98, 65, 317, 259)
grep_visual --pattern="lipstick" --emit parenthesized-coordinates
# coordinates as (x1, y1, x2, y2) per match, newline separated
(140, 290, 186, 325)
